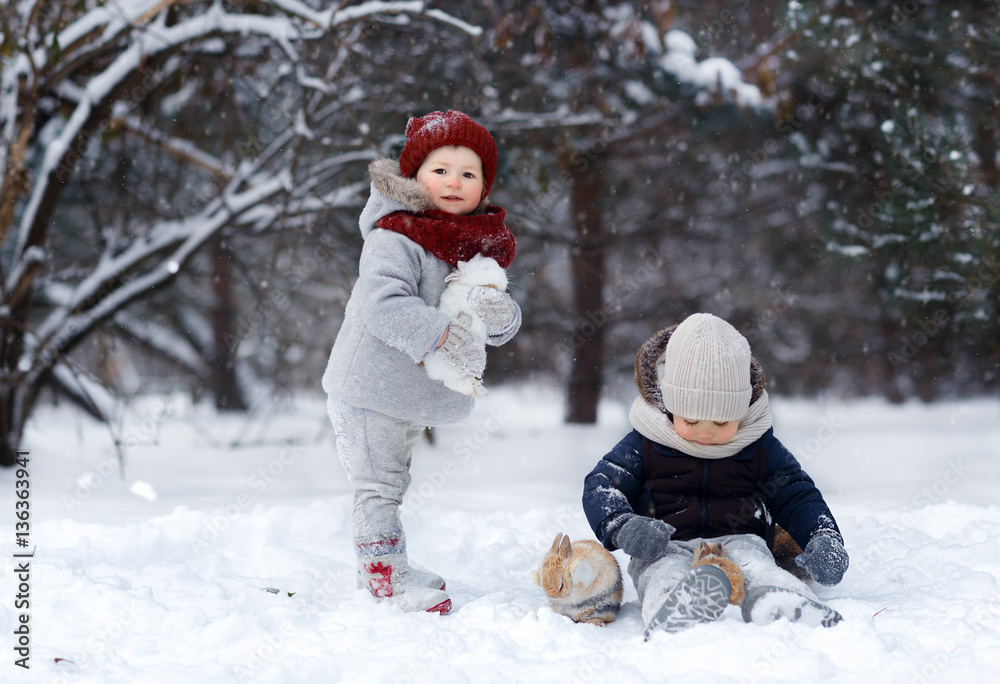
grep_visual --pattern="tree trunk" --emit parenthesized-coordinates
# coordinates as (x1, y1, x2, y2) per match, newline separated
(1, 281, 32, 467)
(0, 390, 20, 467)
(210, 239, 248, 411)
(565, 154, 606, 424)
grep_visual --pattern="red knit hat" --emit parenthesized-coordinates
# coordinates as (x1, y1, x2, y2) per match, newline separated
(398, 110, 498, 198)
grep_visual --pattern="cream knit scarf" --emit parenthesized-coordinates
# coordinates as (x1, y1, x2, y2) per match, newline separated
(628, 390, 773, 460)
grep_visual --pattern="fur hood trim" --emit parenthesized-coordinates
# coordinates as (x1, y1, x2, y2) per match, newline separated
(368, 158, 490, 214)
(634, 324, 765, 417)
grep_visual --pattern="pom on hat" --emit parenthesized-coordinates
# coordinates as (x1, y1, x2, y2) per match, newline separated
(660, 313, 753, 422)
(398, 110, 498, 199)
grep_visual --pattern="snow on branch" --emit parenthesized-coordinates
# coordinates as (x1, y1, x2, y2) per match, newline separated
(233, 178, 369, 235)
(270, 0, 481, 37)
(422, 8, 483, 37)
(3, 246, 46, 310)
(12, 3, 303, 262)
(28, 0, 179, 78)
(113, 311, 211, 378)
(659, 30, 764, 108)
(49, 361, 117, 423)
(10, 0, 483, 265)
(330, 1, 424, 27)
(23, 172, 291, 396)
(488, 106, 610, 130)
(293, 152, 377, 198)
(109, 115, 233, 180)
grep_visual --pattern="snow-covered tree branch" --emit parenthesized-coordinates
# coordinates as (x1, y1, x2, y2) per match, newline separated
(0, 0, 480, 465)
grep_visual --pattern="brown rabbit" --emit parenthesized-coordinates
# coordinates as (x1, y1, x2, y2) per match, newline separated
(692, 541, 746, 606)
(531, 532, 623, 625)
(771, 525, 810, 582)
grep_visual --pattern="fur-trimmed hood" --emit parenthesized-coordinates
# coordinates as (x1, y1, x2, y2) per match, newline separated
(360, 158, 492, 238)
(368, 157, 438, 213)
(634, 324, 766, 417)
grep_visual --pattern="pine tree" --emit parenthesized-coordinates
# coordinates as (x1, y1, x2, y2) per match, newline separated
(776, 0, 1000, 398)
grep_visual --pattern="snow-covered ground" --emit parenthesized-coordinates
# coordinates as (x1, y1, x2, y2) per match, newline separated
(2, 386, 999, 683)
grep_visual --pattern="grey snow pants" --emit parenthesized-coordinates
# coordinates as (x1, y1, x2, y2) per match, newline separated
(628, 534, 818, 626)
(328, 396, 425, 559)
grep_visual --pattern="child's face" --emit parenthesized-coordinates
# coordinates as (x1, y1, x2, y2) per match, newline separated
(673, 416, 740, 445)
(415, 145, 485, 215)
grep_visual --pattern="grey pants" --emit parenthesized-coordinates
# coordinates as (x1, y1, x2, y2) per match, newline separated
(628, 534, 817, 626)
(328, 396, 425, 559)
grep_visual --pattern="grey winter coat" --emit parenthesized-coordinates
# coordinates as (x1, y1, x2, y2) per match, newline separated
(322, 160, 520, 426)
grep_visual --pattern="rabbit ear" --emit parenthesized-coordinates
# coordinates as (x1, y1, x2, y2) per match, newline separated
(559, 534, 572, 558)
(549, 533, 563, 554)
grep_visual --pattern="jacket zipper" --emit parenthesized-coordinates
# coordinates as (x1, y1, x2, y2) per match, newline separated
(699, 460, 709, 537)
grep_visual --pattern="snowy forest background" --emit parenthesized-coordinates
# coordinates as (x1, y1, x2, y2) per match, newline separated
(2, 0, 999, 467)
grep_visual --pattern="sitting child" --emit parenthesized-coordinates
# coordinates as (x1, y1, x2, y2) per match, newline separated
(582, 313, 848, 635)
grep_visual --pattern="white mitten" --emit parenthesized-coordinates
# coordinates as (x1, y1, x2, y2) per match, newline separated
(436, 313, 486, 378)
(467, 286, 518, 336)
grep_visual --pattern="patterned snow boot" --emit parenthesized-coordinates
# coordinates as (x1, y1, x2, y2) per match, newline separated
(644, 565, 731, 639)
(741, 585, 843, 627)
(406, 564, 446, 591)
(355, 563, 445, 592)
(356, 538, 451, 614)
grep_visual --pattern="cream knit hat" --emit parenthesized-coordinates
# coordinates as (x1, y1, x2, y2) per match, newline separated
(660, 313, 753, 422)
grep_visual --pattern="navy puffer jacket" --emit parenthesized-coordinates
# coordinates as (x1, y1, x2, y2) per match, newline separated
(582, 427, 842, 553)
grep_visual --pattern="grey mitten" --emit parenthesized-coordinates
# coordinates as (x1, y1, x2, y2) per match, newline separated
(436, 313, 486, 377)
(795, 533, 849, 586)
(467, 286, 517, 336)
(613, 515, 676, 560)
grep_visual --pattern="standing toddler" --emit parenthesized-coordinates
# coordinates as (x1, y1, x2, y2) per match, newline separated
(324, 111, 520, 614)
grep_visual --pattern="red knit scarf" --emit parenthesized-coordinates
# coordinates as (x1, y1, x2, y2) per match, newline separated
(376, 206, 516, 269)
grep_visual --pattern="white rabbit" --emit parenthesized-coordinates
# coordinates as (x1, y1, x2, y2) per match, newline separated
(531, 532, 623, 626)
(423, 254, 508, 396)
